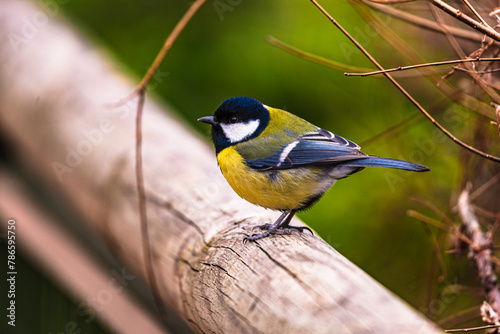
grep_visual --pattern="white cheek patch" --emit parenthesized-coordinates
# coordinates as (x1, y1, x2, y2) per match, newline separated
(220, 120, 260, 143)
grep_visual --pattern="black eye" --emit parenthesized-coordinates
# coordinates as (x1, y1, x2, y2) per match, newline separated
(229, 116, 239, 124)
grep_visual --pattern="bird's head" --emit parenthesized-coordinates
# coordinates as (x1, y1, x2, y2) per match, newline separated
(198, 96, 270, 153)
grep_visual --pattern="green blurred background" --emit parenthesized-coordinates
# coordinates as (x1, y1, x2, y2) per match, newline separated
(4, 0, 499, 332)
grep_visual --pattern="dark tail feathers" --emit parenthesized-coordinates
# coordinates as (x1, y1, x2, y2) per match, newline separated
(345, 157, 430, 172)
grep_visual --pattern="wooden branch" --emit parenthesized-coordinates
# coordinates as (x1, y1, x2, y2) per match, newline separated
(0, 1, 443, 333)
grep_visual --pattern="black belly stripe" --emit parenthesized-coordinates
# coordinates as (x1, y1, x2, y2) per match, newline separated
(266, 171, 280, 182)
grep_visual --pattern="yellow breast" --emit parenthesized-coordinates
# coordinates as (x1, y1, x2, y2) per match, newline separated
(217, 146, 333, 211)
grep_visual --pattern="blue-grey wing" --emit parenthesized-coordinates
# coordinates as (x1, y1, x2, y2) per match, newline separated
(246, 128, 367, 170)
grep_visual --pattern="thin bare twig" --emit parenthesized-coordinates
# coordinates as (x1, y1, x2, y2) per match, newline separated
(469, 171, 500, 203)
(445, 323, 500, 332)
(268, 35, 432, 78)
(430, 0, 500, 42)
(359, 112, 421, 147)
(453, 66, 500, 76)
(133, 92, 166, 312)
(353, 1, 495, 120)
(267, 36, 374, 74)
(421, 222, 447, 282)
(137, 0, 207, 94)
(495, 103, 500, 144)
(345, 57, 500, 77)
(487, 214, 500, 244)
(438, 305, 482, 329)
(407, 210, 452, 231)
(472, 205, 500, 221)
(430, 5, 500, 109)
(366, 0, 416, 3)
(127, 0, 207, 317)
(362, 0, 484, 43)
(112, 0, 207, 106)
(310, 0, 500, 163)
(407, 209, 474, 247)
(460, 0, 490, 28)
(429, 4, 467, 84)
(411, 197, 456, 227)
(450, 172, 500, 215)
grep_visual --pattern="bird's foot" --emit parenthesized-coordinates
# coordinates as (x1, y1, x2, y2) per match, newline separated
(281, 225, 314, 235)
(244, 224, 313, 242)
(251, 223, 272, 230)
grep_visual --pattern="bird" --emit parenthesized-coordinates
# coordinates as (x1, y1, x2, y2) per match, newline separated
(198, 96, 430, 242)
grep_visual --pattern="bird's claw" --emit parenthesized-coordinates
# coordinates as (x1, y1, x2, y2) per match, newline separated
(287, 225, 314, 235)
(243, 224, 314, 243)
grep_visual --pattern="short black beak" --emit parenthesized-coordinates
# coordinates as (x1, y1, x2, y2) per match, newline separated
(197, 116, 218, 125)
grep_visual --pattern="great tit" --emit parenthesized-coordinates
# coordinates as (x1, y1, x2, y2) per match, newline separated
(198, 96, 430, 241)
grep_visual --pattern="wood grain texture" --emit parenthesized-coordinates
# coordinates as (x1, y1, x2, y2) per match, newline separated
(0, 1, 443, 333)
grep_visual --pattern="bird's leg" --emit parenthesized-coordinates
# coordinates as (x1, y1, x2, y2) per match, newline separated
(251, 210, 289, 231)
(244, 210, 312, 242)
(244, 210, 290, 242)
(277, 210, 313, 235)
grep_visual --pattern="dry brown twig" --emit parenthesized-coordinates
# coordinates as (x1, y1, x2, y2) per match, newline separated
(363, 0, 500, 111)
(430, 0, 500, 42)
(445, 323, 500, 333)
(406, 209, 475, 251)
(345, 57, 500, 77)
(468, 171, 500, 203)
(109, 0, 207, 317)
(266, 36, 376, 74)
(368, 0, 416, 3)
(353, 1, 496, 119)
(494, 103, 500, 143)
(363, 0, 484, 43)
(310, 0, 500, 162)
(429, 3, 500, 103)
